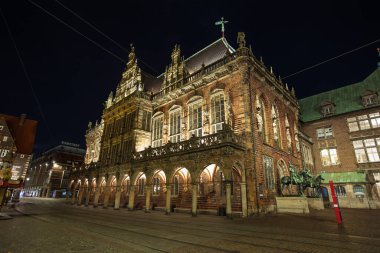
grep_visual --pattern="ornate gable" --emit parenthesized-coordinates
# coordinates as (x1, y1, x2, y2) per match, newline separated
(114, 44, 143, 103)
(162, 44, 187, 89)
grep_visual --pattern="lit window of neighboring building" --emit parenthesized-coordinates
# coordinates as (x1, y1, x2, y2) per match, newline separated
(370, 113, 380, 128)
(316, 126, 333, 139)
(188, 102, 202, 137)
(358, 115, 371, 130)
(353, 138, 380, 163)
(169, 109, 181, 143)
(152, 115, 163, 147)
(347, 117, 359, 132)
(211, 93, 225, 134)
(320, 148, 339, 166)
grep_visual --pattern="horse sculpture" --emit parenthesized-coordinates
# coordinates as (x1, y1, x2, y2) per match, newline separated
(280, 166, 324, 196)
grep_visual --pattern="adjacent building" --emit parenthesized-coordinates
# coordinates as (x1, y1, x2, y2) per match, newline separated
(24, 142, 85, 198)
(299, 60, 380, 208)
(70, 34, 305, 216)
(0, 114, 37, 204)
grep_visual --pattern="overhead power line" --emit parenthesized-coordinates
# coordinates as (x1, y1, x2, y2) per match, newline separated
(283, 38, 380, 79)
(54, 0, 160, 75)
(0, 7, 55, 142)
(28, 0, 127, 63)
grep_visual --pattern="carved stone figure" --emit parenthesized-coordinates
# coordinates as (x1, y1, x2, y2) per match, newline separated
(237, 32, 246, 48)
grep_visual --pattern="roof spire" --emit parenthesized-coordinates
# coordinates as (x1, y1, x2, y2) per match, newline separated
(215, 17, 228, 38)
(377, 48, 380, 68)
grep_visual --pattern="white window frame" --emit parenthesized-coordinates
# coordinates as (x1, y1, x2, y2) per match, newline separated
(152, 114, 163, 147)
(320, 148, 340, 166)
(353, 138, 380, 163)
(188, 101, 203, 137)
(316, 126, 333, 139)
(210, 92, 225, 134)
(169, 108, 181, 143)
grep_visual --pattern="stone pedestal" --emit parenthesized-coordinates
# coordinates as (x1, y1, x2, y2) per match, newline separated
(307, 197, 324, 210)
(276, 197, 309, 214)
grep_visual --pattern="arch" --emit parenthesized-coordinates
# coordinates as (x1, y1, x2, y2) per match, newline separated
(187, 95, 203, 105)
(152, 111, 164, 118)
(277, 159, 289, 178)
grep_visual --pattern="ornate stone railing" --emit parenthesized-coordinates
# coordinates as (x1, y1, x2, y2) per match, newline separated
(133, 128, 245, 161)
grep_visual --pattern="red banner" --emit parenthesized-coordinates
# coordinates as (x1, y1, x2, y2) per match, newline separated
(329, 180, 342, 224)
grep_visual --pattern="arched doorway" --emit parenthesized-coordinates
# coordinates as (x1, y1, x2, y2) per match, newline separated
(108, 176, 117, 207)
(120, 175, 130, 208)
(98, 178, 106, 205)
(171, 167, 191, 211)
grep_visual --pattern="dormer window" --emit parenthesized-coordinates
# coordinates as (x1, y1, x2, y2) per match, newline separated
(361, 91, 378, 107)
(320, 101, 335, 117)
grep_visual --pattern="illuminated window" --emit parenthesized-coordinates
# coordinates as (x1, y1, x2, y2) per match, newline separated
(258, 99, 268, 143)
(353, 185, 365, 194)
(263, 156, 274, 190)
(153, 177, 160, 195)
(211, 93, 225, 133)
(370, 113, 380, 128)
(3, 136, 8, 142)
(152, 115, 163, 147)
(188, 102, 202, 137)
(352, 138, 380, 163)
(347, 117, 359, 132)
(320, 148, 339, 166)
(169, 109, 181, 143)
(316, 126, 333, 139)
(347, 113, 380, 132)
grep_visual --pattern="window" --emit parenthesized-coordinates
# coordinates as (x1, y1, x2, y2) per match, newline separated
(320, 148, 339, 166)
(353, 138, 380, 163)
(20, 154, 25, 158)
(173, 175, 179, 196)
(142, 111, 152, 131)
(257, 99, 268, 143)
(353, 185, 365, 195)
(138, 177, 145, 195)
(153, 177, 160, 195)
(169, 109, 181, 143)
(3, 136, 8, 142)
(211, 93, 225, 133)
(334, 185, 346, 197)
(316, 126, 333, 139)
(347, 113, 380, 132)
(362, 93, 378, 107)
(152, 115, 163, 147)
(320, 102, 335, 116)
(124, 111, 136, 133)
(188, 102, 202, 137)
(263, 156, 274, 190)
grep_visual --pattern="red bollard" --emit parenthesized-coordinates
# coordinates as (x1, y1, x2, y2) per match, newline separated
(329, 180, 342, 224)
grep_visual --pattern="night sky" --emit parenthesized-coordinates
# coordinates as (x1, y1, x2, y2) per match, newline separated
(1, 1, 379, 153)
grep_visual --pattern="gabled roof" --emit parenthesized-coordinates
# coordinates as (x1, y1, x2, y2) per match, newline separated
(299, 67, 380, 122)
(184, 37, 235, 74)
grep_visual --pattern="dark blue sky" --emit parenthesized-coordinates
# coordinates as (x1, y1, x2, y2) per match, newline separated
(1, 0, 379, 153)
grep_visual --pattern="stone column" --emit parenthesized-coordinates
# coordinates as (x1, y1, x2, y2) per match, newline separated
(93, 185, 100, 208)
(65, 188, 70, 204)
(241, 167, 248, 218)
(191, 183, 198, 217)
(77, 186, 84, 206)
(165, 185, 171, 215)
(85, 188, 91, 207)
(145, 185, 151, 213)
(114, 185, 122, 210)
(103, 184, 111, 209)
(71, 188, 76, 205)
(128, 185, 136, 211)
(226, 181, 232, 219)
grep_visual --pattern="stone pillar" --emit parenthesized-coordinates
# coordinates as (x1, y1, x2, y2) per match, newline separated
(114, 186, 122, 210)
(191, 183, 198, 217)
(145, 185, 151, 213)
(65, 188, 70, 204)
(71, 188, 76, 205)
(128, 185, 136, 211)
(226, 181, 232, 219)
(93, 185, 100, 208)
(240, 182, 248, 217)
(77, 186, 84, 206)
(103, 184, 111, 209)
(85, 188, 91, 207)
(165, 185, 171, 215)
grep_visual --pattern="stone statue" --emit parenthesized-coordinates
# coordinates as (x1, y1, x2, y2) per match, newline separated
(88, 121, 92, 129)
(237, 32, 246, 48)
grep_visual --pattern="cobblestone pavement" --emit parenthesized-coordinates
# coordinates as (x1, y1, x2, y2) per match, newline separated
(1, 198, 380, 253)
